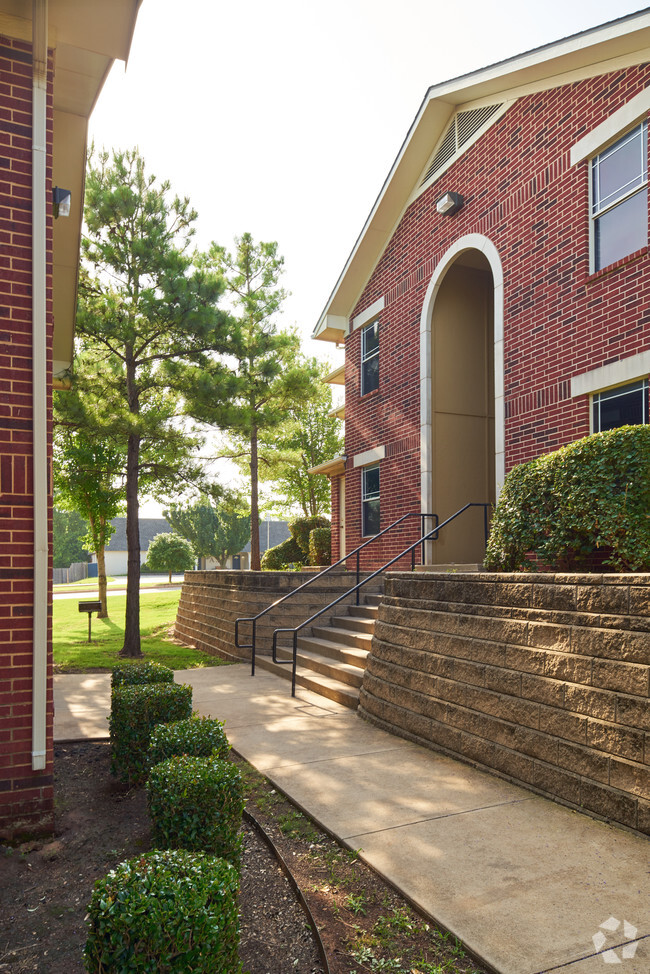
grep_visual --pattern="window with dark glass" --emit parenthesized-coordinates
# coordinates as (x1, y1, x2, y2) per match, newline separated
(362, 464, 380, 536)
(592, 379, 649, 432)
(592, 122, 648, 271)
(361, 320, 379, 395)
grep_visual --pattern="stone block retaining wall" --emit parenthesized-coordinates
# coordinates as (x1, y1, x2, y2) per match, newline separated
(175, 570, 382, 661)
(360, 572, 650, 835)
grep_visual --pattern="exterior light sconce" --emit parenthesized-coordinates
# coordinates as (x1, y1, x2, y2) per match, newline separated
(436, 191, 464, 216)
(52, 186, 71, 219)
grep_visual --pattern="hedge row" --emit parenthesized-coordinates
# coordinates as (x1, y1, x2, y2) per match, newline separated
(85, 664, 243, 973)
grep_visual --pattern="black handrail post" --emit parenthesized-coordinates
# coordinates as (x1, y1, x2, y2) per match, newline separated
(251, 619, 256, 675)
(291, 630, 298, 697)
(356, 550, 360, 605)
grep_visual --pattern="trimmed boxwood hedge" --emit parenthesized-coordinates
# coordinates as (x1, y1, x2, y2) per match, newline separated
(484, 425, 650, 572)
(110, 683, 193, 785)
(260, 535, 304, 570)
(148, 716, 230, 768)
(147, 755, 244, 866)
(308, 525, 331, 566)
(83, 849, 241, 973)
(289, 515, 330, 557)
(111, 661, 174, 688)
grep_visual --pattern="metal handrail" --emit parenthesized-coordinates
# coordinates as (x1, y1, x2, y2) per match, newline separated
(235, 511, 438, 675)
(272, 502, 491, 696)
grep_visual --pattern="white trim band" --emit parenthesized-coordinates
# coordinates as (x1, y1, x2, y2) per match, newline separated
(352, 296, 384, 332)
(571, 350, 650, 398)
(570, 86, 650, 166)
(353, 445, 386, 468)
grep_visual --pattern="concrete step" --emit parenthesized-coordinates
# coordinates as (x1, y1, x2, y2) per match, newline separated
(254, 654, 360, 709)
(348, 604, 379, 620)
(296, 634, 369, 669)
(275, 648, 363, 688)
(364, 593, 382, 607)
(328, 613, 376, 635)
(310, 625, 373, 651)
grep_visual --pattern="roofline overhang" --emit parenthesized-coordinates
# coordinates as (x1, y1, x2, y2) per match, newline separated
(308, 455, 347, 477)
(313, 7, 650, 342)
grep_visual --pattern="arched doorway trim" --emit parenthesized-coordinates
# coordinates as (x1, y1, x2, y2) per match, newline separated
(419, 233, 505, 522)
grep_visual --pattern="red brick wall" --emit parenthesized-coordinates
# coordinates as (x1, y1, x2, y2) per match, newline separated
(340, 63, 650, 564)
(0, 36, 55, 839)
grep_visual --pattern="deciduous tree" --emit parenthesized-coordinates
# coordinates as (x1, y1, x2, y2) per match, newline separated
(145, 533, 195, 583)
(165, 492, 250, 568)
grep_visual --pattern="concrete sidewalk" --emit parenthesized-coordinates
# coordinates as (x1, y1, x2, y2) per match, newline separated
(54, 664, 649, 974)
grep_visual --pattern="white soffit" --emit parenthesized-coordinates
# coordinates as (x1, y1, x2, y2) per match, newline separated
(324, 364, 345, 385)
(313, 9, 650, 336)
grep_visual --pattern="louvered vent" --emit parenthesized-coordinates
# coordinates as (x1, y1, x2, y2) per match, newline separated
(420, 103, 503, 187)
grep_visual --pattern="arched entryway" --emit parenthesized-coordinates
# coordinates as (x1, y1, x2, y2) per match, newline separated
(420, 234, 504, 564)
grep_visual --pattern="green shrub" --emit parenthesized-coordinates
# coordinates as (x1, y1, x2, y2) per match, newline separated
(148, 716, 230, 767)
(308, 525, 331, 566)
(83, 849, 241, 974)
(111, 660, 174, 689)
(261, 535, 304, 570)
(110, 683, 193, 785)
(147, 755, 244, 866)
(289, 515, 330, 557)
(484, 425, 650, 572)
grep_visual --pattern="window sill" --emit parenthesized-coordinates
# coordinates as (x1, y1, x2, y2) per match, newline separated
(360, 388, 380, 401)
(586, 245, 649, 283)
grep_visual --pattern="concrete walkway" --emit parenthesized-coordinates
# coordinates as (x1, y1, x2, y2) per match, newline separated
(54, 664, 649, 974)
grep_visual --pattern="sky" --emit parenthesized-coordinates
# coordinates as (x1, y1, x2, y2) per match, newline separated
(88, 1, 648, 513)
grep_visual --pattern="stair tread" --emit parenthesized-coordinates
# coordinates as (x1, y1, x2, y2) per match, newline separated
(298, 634, 371, 654)
(276, 647, 364, 675)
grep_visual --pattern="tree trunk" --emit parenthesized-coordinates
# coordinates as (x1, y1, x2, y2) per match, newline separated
(120, 432, 142, 657)
(97, 543, 108, 619)
(168, 568, 172, 584)
(250, 426, 260, 571)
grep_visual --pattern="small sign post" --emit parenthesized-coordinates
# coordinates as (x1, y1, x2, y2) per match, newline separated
(78, 600, 103, 643)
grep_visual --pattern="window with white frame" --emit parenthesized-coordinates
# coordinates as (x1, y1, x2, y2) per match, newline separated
(361, 464, 380, 536)
(591, 122, 648, 271)
(592, 378, 649, 432)
(361, 320, 379, 395)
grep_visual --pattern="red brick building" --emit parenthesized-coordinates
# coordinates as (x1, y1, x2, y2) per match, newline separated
(0, 0, 141, 839)
(313, 11, 650, 570)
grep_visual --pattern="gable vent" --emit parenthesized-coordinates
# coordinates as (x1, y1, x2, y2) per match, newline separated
(420, 103, 503, 187)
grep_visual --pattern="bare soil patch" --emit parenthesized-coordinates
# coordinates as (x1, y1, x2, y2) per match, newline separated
(0, 742, 488, 974)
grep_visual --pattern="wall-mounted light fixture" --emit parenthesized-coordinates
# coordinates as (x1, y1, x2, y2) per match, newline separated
(436, 191, 464, 216)
(52, 186, 71, 219)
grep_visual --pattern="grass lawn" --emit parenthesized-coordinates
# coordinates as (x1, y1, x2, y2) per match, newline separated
(53, 578, 181, 594)
(54, 590, 228, 672)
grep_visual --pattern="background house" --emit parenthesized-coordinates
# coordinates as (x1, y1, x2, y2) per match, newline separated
(92, 517, 171, 576)
(313, 9, 650, 569)
(0, 0, 142, 838)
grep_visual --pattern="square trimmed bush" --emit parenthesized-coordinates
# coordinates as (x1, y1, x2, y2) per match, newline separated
(83, 849, 241, 973)
(110, 683, 192, 785)
(111, 660, 174, 688)
(147, 755, 244, 866)
(148, 716, 230, 769)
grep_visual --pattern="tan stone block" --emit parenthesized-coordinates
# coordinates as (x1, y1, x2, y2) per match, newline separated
(452, 657, 485, 688)
(493, 581, 533, 608)
(571, 627, 649, 664)
(532, 582, 576, 612)
(586, 718, 645, 762)
(637, 797, 650, 835)
(485, 665, 521, 696)
(609, 758, 650, 800)
(629, 584, 650, 617)
(539, 705, 587, 744)
(504, 644, 547, 675)
(616, 693, 650, 731)
(544, 651, 592, 684)
(489, 744, 537, 787)
(521, 673, 565, 707)
(564, 685, 616, 722)
(579, 779, 638, 830)
(533, 763, 582, 804)
(576, 583, 629, 616)
(527, 621, 572, 652)
(592, 658, 649, 696)
(556, 740, 610, 783)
